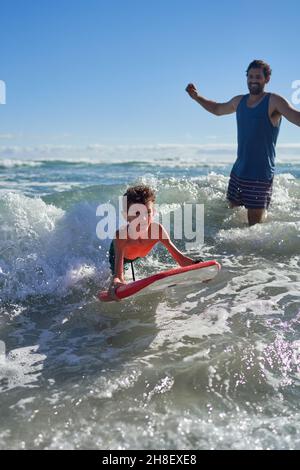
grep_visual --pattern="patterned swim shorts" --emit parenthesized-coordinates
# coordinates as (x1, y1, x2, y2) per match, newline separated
(227, 172, 273, 209)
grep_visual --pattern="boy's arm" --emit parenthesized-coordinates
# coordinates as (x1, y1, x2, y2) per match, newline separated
(186, 83, 242, 116)
(112, 238, 126, 284)
(159, 224, 194, 267)
(108, 239, 126, 301)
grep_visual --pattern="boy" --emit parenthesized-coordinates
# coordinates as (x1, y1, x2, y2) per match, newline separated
(108, 184, 202, 300)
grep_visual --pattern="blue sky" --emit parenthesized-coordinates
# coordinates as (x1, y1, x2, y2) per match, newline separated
(0, 0, 300, 148)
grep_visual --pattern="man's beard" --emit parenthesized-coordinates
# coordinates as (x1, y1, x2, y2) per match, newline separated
(248, 83, 264, 95)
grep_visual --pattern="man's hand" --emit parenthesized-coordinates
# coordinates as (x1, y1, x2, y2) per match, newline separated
(186, 83, 199, 100)
(186, 84, 242, 116)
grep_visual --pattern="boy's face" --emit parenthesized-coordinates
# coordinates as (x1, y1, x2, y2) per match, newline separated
(125, 200, 155, 235)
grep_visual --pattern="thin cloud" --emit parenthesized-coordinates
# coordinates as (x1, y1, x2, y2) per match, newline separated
(0, 133, 20, 140)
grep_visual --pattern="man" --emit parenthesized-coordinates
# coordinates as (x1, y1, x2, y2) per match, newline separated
(186, 60, 300, 226)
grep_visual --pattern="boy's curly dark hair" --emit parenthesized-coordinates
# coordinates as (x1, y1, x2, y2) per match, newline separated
(246, 60, 272, 79)
(123, 185, 156, 207)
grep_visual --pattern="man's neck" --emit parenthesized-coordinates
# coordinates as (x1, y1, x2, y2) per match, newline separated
(248, 91, 266, 103)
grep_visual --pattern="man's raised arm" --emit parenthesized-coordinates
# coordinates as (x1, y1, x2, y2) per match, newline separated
(272, 94, 300, 127)
(186, 83, 242, 116)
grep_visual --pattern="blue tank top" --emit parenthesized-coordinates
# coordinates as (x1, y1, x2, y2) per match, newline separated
(232, 93, 281, 181)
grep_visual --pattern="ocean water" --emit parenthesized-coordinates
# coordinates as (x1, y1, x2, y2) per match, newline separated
(0, 150, 300, 450)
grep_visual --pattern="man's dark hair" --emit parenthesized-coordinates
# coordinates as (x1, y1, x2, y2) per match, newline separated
(123, 184, 156, 207)
(246, 60, 272, 79)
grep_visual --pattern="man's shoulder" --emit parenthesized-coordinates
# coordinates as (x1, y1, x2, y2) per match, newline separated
(268, 93, 289, 112)
(232, 94, 245, 110)
(269, 92, 286, 103)
(234, 94, 245, 102)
